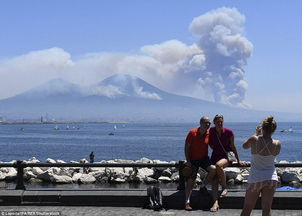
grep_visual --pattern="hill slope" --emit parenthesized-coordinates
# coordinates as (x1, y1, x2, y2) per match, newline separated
(0, 74, 300, 122)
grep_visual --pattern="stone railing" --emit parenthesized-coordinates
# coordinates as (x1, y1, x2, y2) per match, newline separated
(0, 157, 302, 190)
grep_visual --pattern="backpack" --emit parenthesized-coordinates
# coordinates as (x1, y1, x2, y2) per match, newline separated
(145, 186, 163, 211)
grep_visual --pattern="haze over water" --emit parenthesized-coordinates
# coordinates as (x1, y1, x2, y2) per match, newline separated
(0, 122, 301, 163)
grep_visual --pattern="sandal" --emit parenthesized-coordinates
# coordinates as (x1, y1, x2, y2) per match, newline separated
(210, 203, 219, 212)
(220, 188, 228, 197)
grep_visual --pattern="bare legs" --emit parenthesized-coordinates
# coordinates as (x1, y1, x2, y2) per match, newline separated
(185, 176, 195, 205)
(185, 165, 216, 210)
(204, 165, 216, 185)
(260, 187, 275, 216)
(240, 189, 260, 216)
(210, 177, 219, 212)
(215, 158, 229, 196)
(210, 158, 229, 212)
(240, 186, 275, 216)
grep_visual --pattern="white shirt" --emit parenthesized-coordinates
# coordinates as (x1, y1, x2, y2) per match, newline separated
(248, 136, 278, 183)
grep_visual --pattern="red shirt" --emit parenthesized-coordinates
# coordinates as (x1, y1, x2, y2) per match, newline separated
(185, 128, 209, 160)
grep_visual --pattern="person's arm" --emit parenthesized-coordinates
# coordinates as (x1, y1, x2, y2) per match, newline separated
(274, 140, 281, 155)
(208, 130, 213, 149)
(209, 139, 213, 149)
(230, 135, 239, 161)
(184, 141, 191, 166)
(243, 125, 261, 149)
(242, 136, 257, 149)
(230, 135, 247, 165)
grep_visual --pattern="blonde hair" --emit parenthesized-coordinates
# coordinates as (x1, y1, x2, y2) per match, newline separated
(262, 116, 277, 134)
(213, 114, 224, 123)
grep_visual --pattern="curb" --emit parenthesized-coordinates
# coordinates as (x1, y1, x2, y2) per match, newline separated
(0, 189, 301, 210)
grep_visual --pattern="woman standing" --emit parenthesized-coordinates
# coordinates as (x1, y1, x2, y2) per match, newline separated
(209, 114, 245, 212)
(241, 116, 281, 216)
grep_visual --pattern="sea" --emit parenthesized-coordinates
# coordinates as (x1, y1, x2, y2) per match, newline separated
(0, 122, 301, 163)
(0, 122, 301, 190)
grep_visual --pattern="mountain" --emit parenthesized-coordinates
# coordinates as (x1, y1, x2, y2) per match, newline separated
(0, 74, 301, 122)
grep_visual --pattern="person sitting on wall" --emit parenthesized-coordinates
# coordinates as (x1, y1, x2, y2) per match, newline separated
(184, 116, 217, 211)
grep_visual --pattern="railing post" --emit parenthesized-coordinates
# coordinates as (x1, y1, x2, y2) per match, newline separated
(177, 160, 186, 190)
(15, 160, 26, 190)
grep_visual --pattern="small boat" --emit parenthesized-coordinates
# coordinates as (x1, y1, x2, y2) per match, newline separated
(54, 125, 59, 130)
(108, 132, 114, 135)
(280, 127, 293, 133)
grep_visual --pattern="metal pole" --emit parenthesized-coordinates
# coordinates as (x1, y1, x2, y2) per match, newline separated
(177, 160, 186, 190)
(15, 160, 26, 190)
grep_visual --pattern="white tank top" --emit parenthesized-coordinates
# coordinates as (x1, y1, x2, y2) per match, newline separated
(248, 137, 278, 183)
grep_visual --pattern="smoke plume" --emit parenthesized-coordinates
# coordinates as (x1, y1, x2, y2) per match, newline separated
(189, 7, 253, 106)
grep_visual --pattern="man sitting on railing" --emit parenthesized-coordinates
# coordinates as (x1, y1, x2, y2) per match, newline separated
(184, 116, 216, 211)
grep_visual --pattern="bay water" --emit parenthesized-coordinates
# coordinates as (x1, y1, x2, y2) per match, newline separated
(0, 122, 301, 163)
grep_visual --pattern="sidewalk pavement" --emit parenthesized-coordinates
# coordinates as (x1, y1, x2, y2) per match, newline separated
(1, 189, 302, 209)
(0, 206, 301, 216)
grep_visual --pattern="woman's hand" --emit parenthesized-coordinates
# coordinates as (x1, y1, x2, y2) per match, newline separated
(237, 160, 248, 166)
(255, 125, 262, 136)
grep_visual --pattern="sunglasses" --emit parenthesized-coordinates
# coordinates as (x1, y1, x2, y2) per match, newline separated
(204, 122, 211, 126)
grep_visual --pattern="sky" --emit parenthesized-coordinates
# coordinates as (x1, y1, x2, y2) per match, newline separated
(0, 0, 301, 114)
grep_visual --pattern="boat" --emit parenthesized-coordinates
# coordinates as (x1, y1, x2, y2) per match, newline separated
(108, 132, 114, 135)
(280, 127, 293, 133)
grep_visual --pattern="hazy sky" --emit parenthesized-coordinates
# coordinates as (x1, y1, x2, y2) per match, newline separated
(0, 0, 301, 113)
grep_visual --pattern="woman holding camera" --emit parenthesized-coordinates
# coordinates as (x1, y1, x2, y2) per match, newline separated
(240, 116, 281, 216)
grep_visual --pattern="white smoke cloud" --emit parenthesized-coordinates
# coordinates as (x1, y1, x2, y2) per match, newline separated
(86, 76, 163, 100)
(0, 7, 252, 107)
(88, 85, 124, 98)
(134, 86, 162, 100)
(0, 47, 73, 99)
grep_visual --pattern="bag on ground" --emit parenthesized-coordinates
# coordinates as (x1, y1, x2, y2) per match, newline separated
(145, 186, 163, 211)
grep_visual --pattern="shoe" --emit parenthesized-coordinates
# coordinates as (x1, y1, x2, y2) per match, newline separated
(199, 186, 209, 195)
(185, 203, 193, 211)
(220, 188, 228, 197)
(210, 203, 219, 212)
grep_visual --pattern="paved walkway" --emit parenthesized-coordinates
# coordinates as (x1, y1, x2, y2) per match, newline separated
(0, 206, 301, 216)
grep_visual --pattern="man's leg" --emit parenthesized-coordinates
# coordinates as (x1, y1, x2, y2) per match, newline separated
(184, 176, 196, 210)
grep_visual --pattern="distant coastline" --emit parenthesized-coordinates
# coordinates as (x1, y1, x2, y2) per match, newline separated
(0, 121, 128, 125)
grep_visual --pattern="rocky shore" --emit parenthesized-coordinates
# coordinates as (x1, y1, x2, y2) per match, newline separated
(0, 157, 302, 188)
